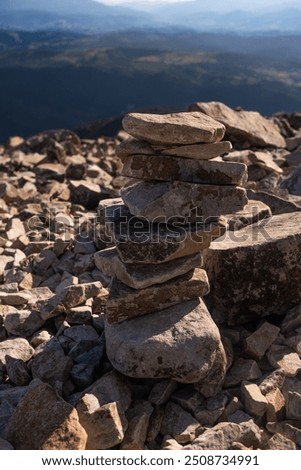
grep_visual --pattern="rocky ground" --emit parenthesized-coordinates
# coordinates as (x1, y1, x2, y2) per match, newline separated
(1, 103, 301, 450)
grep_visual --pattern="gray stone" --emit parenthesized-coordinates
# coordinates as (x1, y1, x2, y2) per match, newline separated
(113, 252, 203, 289)
(264, 433, 296, 450)
(160, 402, 201, 444)
(117, 138, 232, 160)
(4, 309, 45, 337)
(113, 213, 227, 264)
(204, 212, 301, 324)
(265, 387, 285, 422)
(105, 298, 226, 383)
(69, 180, 110, 209)
(281, 164, 301, 195)
(186, 429, 225, 450)
(121, 400, 153, 450)
(189, 101, 286, 148)
(194, 344, 227, 398)
(30, 347, 73, 389)
(258, 369, 285, 395)
(224, 358, 262, 388)
(286, 391, 301, 420)
(122, 112, 226, 145)
(4, 382, 87, 449)
(0, 400, 15, 437)
(266, 422, 301, 447)
(94, 247, 118, 278)
(70, 364, 96, 390)
(149, 380, 177, 406)
(122, 154, 247, 186)
(0, 338, 34, 372)
(64, 325, 99, 342)
(267, 345, 301, 377)
(281, 303, 301, 334)
(121, 180, 248, 223)
(6, 356, 31, 386)
(244, 322, 280, 360)
(247, 189, 301, 215)
(226, 200, 272, 231)
(228, 410, 262, 448)
(106, 268, 209, 324)
(77, 395, 125, 450)
(241, 382, 268, 417)
(66, 305, 92, 324)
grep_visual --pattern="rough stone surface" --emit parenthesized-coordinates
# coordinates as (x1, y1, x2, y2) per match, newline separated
(77, 395, 125, 450)
(121, 400, 153, 450)
(112, 252, 203, 289)
(244, 322, 280, 360)
(105, 298, 225, 383)
(4, 309, 45, 337)
(117, 138, 232, 160)
(226, 200, 272, 231)
(122, 112, 226, 145)
(286, 391, 301, 420)
(204, 212, 301, 324)
(4, 382, 87, 449)
(265, 388, 285, 422)
(160, 402, 201, 444)
(224, 359, 262, 388)
(0, 438, 14, 450)
(264, 433, 297, 450)
(267, 345, 301, 377)
(0, 338, 34, 371)
(121, 180, 248, 222)
(112, 212, 227, 264)
(189, 101, 286, 148)
(241, 382, 268, 417)
(122, 154, 247, 186)
(106, 269, 209, 324)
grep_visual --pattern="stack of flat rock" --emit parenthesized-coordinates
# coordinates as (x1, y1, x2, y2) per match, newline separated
(95, 111, 249, 397)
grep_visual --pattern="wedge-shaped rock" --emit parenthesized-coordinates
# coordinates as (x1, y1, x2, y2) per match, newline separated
(77, 395, 125, 450)
(121, 180, 248, 223)
(117, 139, 232, 161)
(121, 154, 247, 186)
(189, 101, 286, 148)
(106, 268, 209, 324)
(111, 209, 227, 264)
(226, 200, 271, 231)
(113, 251, 203, 289)
(4, 382, 87, 450)
(105, 298, 225, 382)
(204, 212, 301, 324)
(122, 112, 226, 145)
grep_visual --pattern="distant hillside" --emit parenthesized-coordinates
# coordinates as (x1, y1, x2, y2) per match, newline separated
(1, 30, 301, 142)
(1, 0, 301, 33)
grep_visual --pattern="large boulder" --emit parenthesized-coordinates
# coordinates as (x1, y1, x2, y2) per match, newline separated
(204, 212, 301, 324)
(105, 298, 226, 388)
(189, 101, 286, 148)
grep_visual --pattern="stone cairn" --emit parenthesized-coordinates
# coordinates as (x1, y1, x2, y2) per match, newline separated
(95, 111, 248, 397)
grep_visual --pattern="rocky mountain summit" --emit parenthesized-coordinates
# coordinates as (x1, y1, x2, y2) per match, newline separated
(1, 102, 301, 450)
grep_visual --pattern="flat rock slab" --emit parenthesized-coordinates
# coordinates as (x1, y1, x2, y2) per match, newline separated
(117, 139, 232, 161)
(121, 154, 247, 186)
(204, 212, 301, 324)
(121, 180, 248, 222)
(113, 251, 203, 289)
(106, 268, 209, 324)
(105, 298, 225, 383)
(122, 112, 226, 145)
(111, 210, 227, 264)
(189, 101, 286, 148)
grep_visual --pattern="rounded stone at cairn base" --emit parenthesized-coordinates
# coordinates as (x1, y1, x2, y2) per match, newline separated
(105, 298, 226, 385)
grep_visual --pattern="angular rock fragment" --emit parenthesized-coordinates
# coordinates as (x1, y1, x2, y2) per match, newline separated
(121, 400, 153, 450)
(286, 391, 301, 420)
(4, 382, 87, 449)
(265, 388, 285, 422)
(263, 433, 296, 450)
(189, 101, 286, 148)
(241, 382, 268, 417)
(122, 112, 226, 145)
(160, 402, 201, 444)
(244, 322, 280, 360)
(224, 358, 262, 388)
(106, 269, 209, 324)
(77, 395, 125, 450)
(267, 345, 301, 377)
(0, 338, 34, 371)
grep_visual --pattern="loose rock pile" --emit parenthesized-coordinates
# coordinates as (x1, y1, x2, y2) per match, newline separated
(1, 103, 301, 450)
